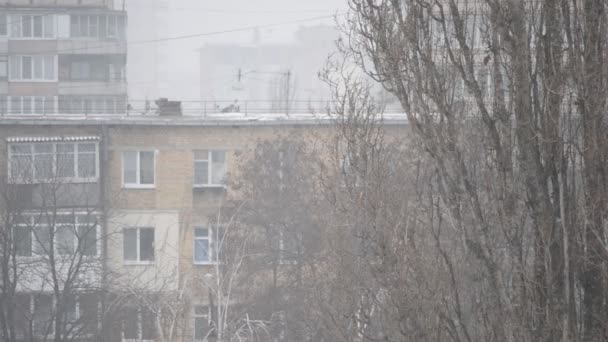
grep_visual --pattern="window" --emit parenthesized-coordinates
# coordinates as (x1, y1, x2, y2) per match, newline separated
(122, 306, 156, 341)
(0, 14, 7, 36)
(10, 55, 56, 81)
(8, 96, 56, 115)
(14, 223, 32, 257)
(9, 141, 98, 183)
(10, 14, 54, 38)
(15, 293, 99, 339)
(123, 227, 154, 263)
(123, 151, 155, 188)
(70, 14, 126, 39)
(193, 150, 226, 187)
(15, 294, 31, 339)
(278, 229, 301, 264)
(34, 294, 53, 336)
(13, 214, 99, 258)
(58, 95, 126, 114)
(194, 305, 215, 342)
(194, 226, 223, 264)
(0, 57, 7, 79)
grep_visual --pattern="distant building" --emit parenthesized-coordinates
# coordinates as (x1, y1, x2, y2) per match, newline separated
(124, 0, 169, 108)
(0, 0, 128, 115)
(199, 25, 338, 115)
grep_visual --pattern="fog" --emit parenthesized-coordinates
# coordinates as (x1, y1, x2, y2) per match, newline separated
(127, 0, 347, 111)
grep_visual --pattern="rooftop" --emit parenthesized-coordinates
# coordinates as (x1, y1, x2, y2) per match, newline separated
(0, 112, 409, 127)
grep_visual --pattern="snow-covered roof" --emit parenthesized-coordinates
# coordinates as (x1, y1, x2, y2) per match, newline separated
(6, 136, 100, 143)
(0, 112, 408, 127)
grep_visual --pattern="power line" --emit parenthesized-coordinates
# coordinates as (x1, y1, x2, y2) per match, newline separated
(25, 13, 343, 55)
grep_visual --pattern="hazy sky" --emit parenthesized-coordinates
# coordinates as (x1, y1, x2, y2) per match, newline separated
(164, 0, 348, 99)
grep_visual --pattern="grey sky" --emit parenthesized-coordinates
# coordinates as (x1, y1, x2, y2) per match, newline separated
(165, 0, 347, 100)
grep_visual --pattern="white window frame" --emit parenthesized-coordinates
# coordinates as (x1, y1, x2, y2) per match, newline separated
(123, 227, 155, 265)
(8, 141, 99, 183)
(122, 150, 156, 189)
(193, 227, 214, 265)
(9, 55, 58, 82)
(193, 225, 224, 265)
(9, 14, 55, 39)
(193, 150, 226, 188)
(13, 212, 100, 259)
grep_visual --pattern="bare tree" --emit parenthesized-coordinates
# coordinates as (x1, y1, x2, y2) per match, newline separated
(335, 0, 608, 340)
(0, 140, 108, 342)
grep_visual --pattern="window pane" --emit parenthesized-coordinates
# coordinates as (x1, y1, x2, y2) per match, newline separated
(44, 56, 54, 80)
(139, 151, 154, 185)
(44, 96, 54, 114)
(211, 151, 226, 184)
(11, 154, 32, 181)
(99, 15, 107, 38)
(64, 294, 77, 323)
(22, 97, 32, 114)
(34, 144, 53, 179)
(140, 228, 154, 261)
(34, 295, 53, 336)
(78, 224, 97, 256)
(10, 15, 21, 38)
(194, 150, 208, 160)
(70, 15, 79, 36)
(79, 15, 88, 37)
(0, 59, 7, 78)
(107, 15, 116, 37)
(10, 55, 21, 79)
(22, 56, 32, 79)
(123, 151, 137, 184)
(15, 295, 30, 338)
(57, 225, 75, 255)
(57, 144, 75, 178)
(123, 228, 137, 261)
(194, 239, 209, 263)
(33, 16, 42, 37)
(14, 226, 32, 257)
(78, 152, 96, 178)
(141, 307, 156, 339)
(89, 15, 98, 37)
(194, 161, 208, 185)
(34, 96, 43, 114)
(195, 316, 211, 340)
(122, 306, 138, 339)
(33, 56, 43, 79)
(195, 228, 208, 237)
(79, 294, 99, 335)
(44, 16, 53, 38)
(34, 225, 51, 255)
(0, 15, 5, 36)
(22, 15, 32, 37)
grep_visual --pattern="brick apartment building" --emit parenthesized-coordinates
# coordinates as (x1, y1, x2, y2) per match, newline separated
(0, 110, 407, 341)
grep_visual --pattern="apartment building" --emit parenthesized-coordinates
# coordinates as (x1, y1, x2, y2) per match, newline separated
(0, 111, 407, 341)
(0, 0, 127, 116)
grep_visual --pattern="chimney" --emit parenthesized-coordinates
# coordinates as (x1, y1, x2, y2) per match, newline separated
(155, 98, 182, 116)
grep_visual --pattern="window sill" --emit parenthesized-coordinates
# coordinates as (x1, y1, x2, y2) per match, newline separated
(194, 261, 217, 266)
(193, 184, 226, 190)
(123, 184, 156, 189)
(123, 261, 155, 266)
(9, 79, 58, 83)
